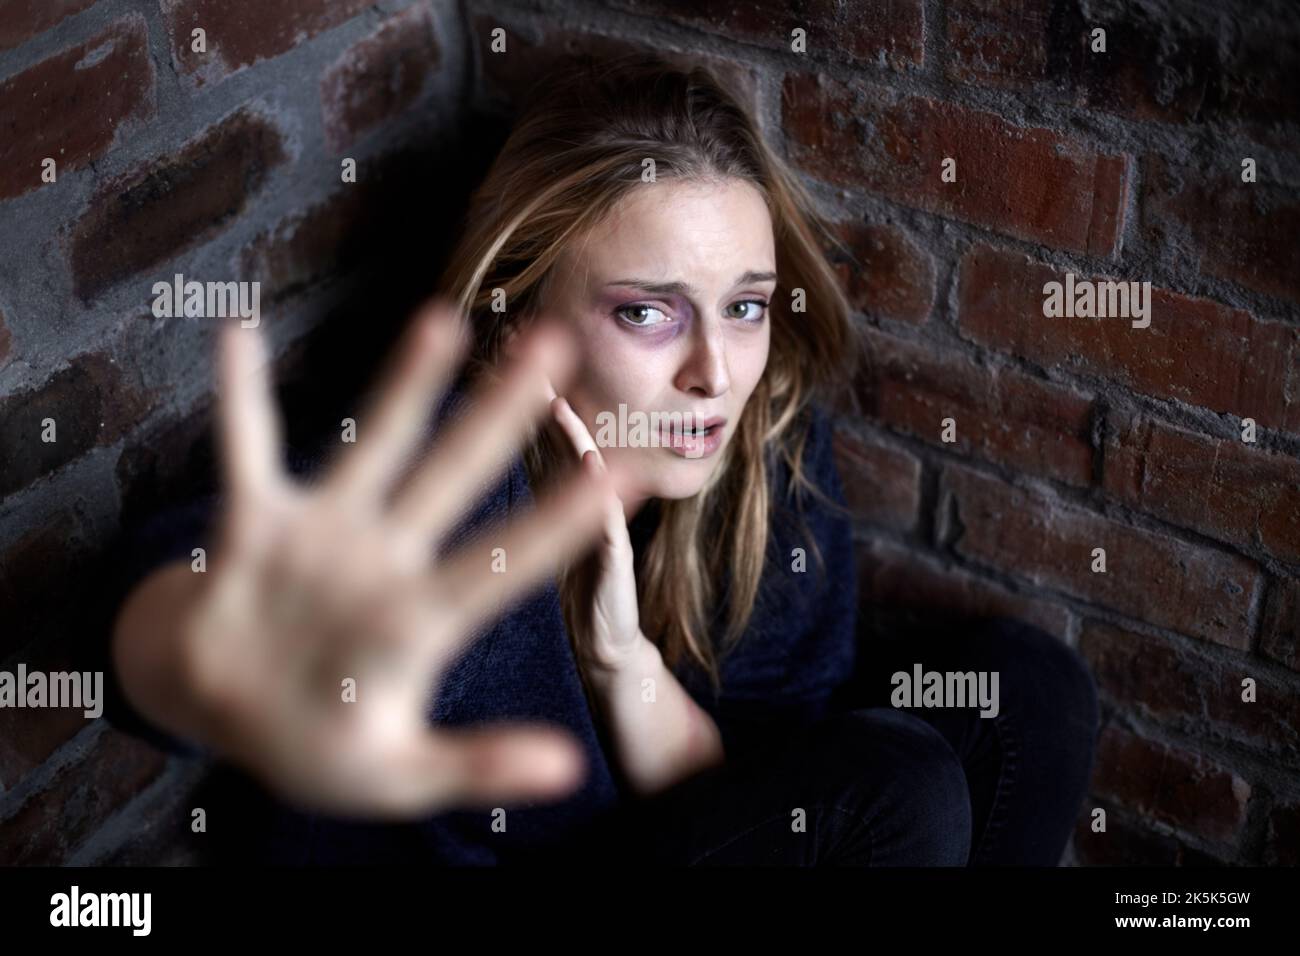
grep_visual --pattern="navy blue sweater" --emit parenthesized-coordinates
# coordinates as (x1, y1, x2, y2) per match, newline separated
(96, 397, 858, 865)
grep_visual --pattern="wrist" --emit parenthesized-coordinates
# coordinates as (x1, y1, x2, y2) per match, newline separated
(585, 630, 661, 691)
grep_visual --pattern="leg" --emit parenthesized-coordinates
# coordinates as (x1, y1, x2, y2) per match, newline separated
(567, 707, 972, 866)
(853, 616, 1101, 865)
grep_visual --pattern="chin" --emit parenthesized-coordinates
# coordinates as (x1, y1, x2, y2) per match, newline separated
(628, 449, 721, 501)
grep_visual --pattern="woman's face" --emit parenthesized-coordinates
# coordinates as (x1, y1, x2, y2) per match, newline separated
(540, 177, 776, 502)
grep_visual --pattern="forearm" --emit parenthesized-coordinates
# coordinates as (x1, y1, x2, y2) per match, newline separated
(585, 632, 725, 797)
(111, 558, 215, 748)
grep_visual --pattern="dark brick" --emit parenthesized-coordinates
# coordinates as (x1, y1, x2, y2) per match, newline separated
(0, 15, 155, 201)
(858, 536, 1072, 641)
(1074, 4, 1300, 130)
(1266, 798, 1300, 865)
(832, 428, 921, 531)
(0, 352, 154, 499)
(1143, 155, 1300, 306)
(115, 402, 215, 526)
(0, 512, 89, 661)
(1080, 619, 1300, 764)
(68, 108, 287, 302)
(473, 16, 761, 120)
(857, 326, 1095, 486)
(0, 306, 10, 366)
(1073, 797, 1231, 866)
(940, 464, 1261, 649)
(958, 244, 1300, 434)
(1261, 578, 1300, 675)
(0, 0, 98, 52)
(829, 221, 935, 324)
(239, 186, 372, 302)
(0, 629, 98, 788)
(1092, 724, 1251, 845)
(1104, 412, 1300, 564)
(321, 5, 440, 152)
(947, 1, 1300, 133)
(0, 727, 167, 864)
(600, 0, 924, 69)
(160, 0, 373, 85)
(783, 73, 1129, 256)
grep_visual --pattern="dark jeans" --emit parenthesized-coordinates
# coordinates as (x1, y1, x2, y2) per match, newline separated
(569, 617, 1100, 866)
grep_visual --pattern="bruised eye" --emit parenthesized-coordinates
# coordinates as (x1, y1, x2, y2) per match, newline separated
(614, 304, 672, 328)
(726, 299, 769, 322)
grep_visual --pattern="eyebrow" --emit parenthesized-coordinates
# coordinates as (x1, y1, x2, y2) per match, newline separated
(603, 270, 778, 295)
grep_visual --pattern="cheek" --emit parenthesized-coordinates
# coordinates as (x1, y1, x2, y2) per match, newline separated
(729, 327, 771, 405)
(567, 333, 667, 421)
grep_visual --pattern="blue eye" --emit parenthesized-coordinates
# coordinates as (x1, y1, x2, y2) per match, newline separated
(615, 304, 672, 327)
(727, 299, 769, 322)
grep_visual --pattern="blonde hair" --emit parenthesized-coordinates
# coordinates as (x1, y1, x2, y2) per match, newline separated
(437, 52, 859, 695)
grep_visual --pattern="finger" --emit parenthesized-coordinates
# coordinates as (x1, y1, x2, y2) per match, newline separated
(324, 301, 468, 503)
(216, 321, 284, 506)
(583, 450, 628, 549)
(388, 320, 577, 546)
(411, 724, 587, 811)
(426, 456, 631, 642)
(551, 396, 604, 465)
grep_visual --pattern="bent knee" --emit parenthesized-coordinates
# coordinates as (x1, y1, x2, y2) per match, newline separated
(828, 709, 973, 865)
(971, 617, 1100, 741)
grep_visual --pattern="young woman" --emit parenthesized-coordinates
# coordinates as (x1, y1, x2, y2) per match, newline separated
(105, 53, 1099, 866)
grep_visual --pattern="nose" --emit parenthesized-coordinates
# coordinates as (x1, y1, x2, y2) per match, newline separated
(673, 314, 730, 398)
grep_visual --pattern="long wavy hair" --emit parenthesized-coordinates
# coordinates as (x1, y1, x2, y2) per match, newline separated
(437, 52, 860, 695)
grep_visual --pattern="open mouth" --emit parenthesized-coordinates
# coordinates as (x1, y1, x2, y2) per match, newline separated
(659, 416, 727, 458)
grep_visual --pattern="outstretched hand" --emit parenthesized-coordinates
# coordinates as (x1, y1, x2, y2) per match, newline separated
(168, 300, 632, 819)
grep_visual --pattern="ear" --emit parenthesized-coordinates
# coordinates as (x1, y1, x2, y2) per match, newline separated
(500, 320, 557, 401)
(501, 322, 522, 359)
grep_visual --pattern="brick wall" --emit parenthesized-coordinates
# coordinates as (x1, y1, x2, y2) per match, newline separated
(0, 0, 1296, 865)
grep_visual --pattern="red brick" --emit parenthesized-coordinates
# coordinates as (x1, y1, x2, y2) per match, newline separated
(0, 15, 155, 202)
(958, 244, 1300, 434)
(828, 221, 935, 324)
(1092, 725, 1251, 845)
(944, 0, 1053, 89)
(831, 429, 921, 531)
(940, 464, 1262, 648)
(473, 17, 761, 121)
(1261, 578, 1300, 674)
(0, 352, 154, 499)
(1104, 413, 1300, 564)
(321, 5, 440, 152)
(1143, 155, 1300, 306)
(599, 0, 924, 69)
(856, 326, 1095, 486)
(68, 108, 287, 302)
(0, 727, 167, 864)
(782, 73, 1129, 256)
(160, 0, 372, 85)
(0, 0, 98, 52)
(1080, 619, 1300, 764)
(858, 536, 1072, 641)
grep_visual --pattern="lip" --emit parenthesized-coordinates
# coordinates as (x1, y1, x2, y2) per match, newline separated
(658, 415, 728, 459)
